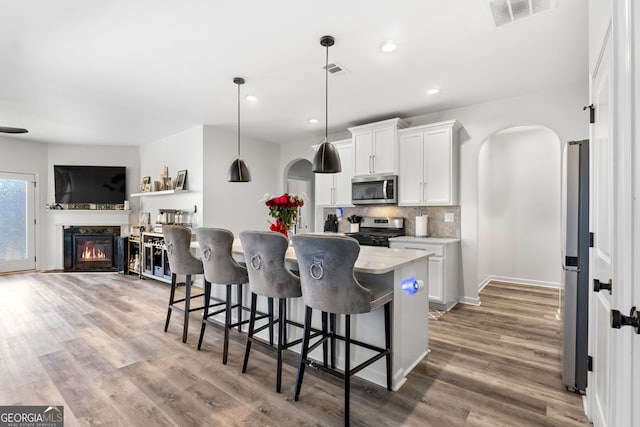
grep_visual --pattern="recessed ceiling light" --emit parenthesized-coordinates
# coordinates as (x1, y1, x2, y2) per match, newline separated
(381, 41, 397, 53)
(245, 95, 257, 102)
(427, 87, 440, 95)
(308, 118, 319, 124)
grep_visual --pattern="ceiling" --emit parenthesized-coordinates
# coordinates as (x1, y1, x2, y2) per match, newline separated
(0, 0, 587, 147)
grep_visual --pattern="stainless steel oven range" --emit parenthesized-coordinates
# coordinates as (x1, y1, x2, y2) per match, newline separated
(345, 217, 404, 247)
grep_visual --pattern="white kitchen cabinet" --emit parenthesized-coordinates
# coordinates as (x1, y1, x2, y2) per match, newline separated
(428, 257, 445, 303)
(314, 139, 352, 206)
(389, 237, 460, 311)
(349, 118, 408, 176)
(398, 120, 460, 206)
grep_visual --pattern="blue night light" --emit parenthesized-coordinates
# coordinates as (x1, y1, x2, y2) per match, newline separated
(401, 276, 424, 296)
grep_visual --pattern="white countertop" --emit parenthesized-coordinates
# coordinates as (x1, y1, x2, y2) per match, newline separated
(191, 238, 433, 275)
(388, 236, 461, 244)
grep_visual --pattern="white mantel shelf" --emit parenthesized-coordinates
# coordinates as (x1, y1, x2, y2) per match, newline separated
(130, 189, 189, 197)
(47, 210, 130, 226)
(46, 209, 131, 213)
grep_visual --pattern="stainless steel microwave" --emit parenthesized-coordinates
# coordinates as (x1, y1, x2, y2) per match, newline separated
(351, 174, 397, 205)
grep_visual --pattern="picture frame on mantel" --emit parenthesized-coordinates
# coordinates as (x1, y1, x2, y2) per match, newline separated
(175, 170, 187, 190)
(140, 176, 151, 192)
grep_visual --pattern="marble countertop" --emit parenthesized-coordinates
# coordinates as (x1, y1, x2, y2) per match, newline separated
(191, 238, 433, 275)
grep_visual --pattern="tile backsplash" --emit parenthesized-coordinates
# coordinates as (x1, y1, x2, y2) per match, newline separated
(322, 206, 461, 238)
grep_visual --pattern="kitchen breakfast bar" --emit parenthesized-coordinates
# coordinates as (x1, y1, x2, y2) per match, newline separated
(192, 238, 433, 391)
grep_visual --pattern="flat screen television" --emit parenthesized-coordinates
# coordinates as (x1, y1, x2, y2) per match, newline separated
(54, 165, 126, 204)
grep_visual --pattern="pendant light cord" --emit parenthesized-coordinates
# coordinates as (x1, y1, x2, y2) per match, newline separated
(237, 82, 241, 156)
(325, 43, 329, 139)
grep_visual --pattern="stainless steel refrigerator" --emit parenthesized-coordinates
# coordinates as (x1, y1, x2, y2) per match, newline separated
(562, 139, 589, 393)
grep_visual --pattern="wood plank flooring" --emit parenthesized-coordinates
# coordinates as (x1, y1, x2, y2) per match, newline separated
(0, 273, 589, 426)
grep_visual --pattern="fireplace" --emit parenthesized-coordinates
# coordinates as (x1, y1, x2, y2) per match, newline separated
(63, 226, 121, 272)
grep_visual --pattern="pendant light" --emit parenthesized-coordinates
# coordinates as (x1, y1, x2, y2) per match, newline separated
(312, 35, 342, 173)
(227, 77, 252, 182)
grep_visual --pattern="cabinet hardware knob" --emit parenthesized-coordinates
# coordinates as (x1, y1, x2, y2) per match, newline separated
(610, 306, 640, 334)
(593, 278, 612, 294)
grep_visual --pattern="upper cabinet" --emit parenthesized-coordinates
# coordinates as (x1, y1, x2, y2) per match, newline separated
(315, 139, 353, 206)
(349, 118, 408, 176)
(398, 120, 460, 206)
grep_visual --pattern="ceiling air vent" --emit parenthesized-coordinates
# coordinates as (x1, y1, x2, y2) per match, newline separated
(323, 62, 348, 75)
(488, 0, 554, 27)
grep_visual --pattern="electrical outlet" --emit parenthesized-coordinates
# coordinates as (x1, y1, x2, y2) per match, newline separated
(444, 212, 455, 223)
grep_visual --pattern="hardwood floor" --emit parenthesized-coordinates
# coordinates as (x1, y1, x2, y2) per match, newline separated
(0, 273, 589, 426)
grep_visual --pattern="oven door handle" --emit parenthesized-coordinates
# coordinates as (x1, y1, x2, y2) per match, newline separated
(382, 180, 388, 200)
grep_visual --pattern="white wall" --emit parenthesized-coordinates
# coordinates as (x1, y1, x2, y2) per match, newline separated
(0, 137, 49, 269)
(478, 126, 562, 287)
(279, 82, 588, 305)
(202, 125, 280, 235)
(138, 126, 204, 228)
(136, 124, 279, 236)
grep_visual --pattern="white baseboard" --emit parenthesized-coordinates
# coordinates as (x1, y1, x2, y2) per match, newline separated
(479, 275, 562, 290)
(458, 296, 481, 306)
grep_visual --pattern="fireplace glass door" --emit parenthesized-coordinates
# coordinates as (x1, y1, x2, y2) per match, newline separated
(73, 235, 114, 270)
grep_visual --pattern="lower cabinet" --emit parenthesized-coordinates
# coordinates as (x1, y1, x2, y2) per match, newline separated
(389, 237, 460, 311)
(127, 235, 141, 275)
(141, 232, 172, 283)
(428, 256, 445, 303)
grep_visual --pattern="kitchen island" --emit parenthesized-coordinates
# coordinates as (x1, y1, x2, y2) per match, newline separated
(193, 239, 432, 391)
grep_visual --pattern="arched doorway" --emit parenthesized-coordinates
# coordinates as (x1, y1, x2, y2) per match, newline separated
(283, 159, 313, 234)
(477, 125, 562, 288)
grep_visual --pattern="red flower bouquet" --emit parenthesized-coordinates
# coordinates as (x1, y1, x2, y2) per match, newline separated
(265, 193, 304, 237)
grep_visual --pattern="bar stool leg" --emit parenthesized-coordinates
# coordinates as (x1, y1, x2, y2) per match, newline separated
(344, 314, 351, 426)
(242, 292, 257, 373)
(236, 285, 243, 332)
(182, 274, 192, 343)
(198, 280, 211, 350)
(268, 297, 274, 345)
(282, 300, 288, 346)
(223, 284, 232, 364)
(321, 311, 328, 368)
(276, 298, 285, 393)
(330, 313, 337, 369)
(294, 305, 313, 401)
(164, 273, 177, 332)
(384, 302, 392, 391)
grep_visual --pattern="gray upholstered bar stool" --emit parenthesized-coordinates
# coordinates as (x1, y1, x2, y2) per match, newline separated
(239, 230, 307, 392)
(291, 234, 393, 425)
(162, 225, 205, 343)
(195, 227, 252, 364)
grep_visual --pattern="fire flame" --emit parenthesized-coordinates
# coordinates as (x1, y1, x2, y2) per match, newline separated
(81, 245, 106, 260)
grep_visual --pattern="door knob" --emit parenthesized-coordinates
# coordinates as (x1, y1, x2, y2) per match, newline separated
(593, 278, 612, 294)
(610, 306, 640, 334)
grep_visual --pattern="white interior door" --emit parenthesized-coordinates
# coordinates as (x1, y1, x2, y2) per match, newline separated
(588, 29, 613, 426)
(0, 172, 36, 273)
(632, 4, 640, 424)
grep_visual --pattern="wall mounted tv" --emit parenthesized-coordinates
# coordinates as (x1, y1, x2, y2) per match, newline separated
(54, 165, 126, 204)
